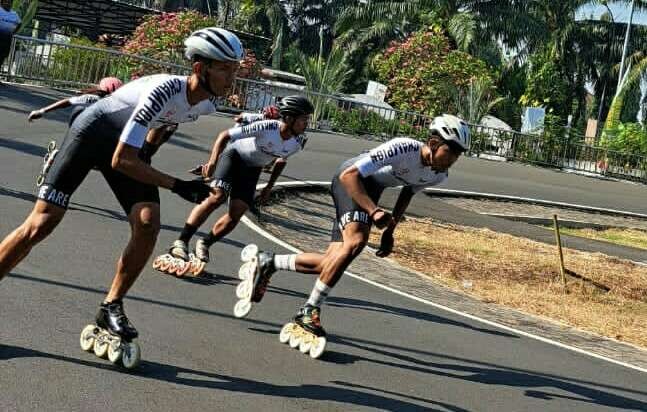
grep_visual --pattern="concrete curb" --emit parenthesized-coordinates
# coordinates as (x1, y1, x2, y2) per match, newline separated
(255, 180, 647, 221)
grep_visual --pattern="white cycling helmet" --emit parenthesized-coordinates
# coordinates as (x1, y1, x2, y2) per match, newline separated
(429, 114, 471, 152)
(184, 27, 244, 62)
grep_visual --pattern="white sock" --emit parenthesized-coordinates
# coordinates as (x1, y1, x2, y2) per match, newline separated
(306, 279, 331, 307)
(274, 254, 297, 271)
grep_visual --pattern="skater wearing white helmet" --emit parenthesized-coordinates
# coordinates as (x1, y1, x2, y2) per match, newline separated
(0, 27, 244, 368)
(234, 114, 470, 358)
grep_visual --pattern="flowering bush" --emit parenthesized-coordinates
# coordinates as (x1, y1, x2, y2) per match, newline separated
(373, 26, 492, 116)
(122, 11, 261, 79)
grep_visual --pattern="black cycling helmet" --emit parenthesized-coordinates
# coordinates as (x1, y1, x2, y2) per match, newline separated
(278, 95, 314, 117)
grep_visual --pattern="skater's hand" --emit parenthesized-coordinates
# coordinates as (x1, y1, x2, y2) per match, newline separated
(172, 179, 212, 204)
(188, 164, 203, 176)
(202, 162, 216, 179)
(371, 208, 394, 229)
(376, 229, 394, 258)
(28, 109, 44, 121)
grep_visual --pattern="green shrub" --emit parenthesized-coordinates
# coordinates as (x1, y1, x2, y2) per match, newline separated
(46, 37, 116, 87)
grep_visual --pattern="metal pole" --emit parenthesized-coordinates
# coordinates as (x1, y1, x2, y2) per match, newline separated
(553, 214, 567, 289)
(616, 0, 636, 95)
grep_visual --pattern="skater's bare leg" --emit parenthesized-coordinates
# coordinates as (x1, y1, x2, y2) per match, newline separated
(0, 200, 65, 281)
(318, 223, 369, 287)
(293, 243, 342, 274)
(202, 199, 248, 245)
(105, 202, 160, 302)
(185, 188, 227, 227)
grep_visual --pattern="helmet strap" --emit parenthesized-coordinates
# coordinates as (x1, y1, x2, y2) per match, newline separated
(197, 62, 218, 96)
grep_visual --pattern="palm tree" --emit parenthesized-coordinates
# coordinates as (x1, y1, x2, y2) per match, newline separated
(453, 78, 504, 124)
(11, 0, 38, 35)
(605, 57, 647, 129)
(293, 27, 352, 124)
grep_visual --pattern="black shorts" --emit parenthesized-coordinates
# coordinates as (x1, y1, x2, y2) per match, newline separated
(209, 146, 262, 206)
(330, 157, 384, 242)
(68, 106, 86, 126)
(38, 107, 159, 214)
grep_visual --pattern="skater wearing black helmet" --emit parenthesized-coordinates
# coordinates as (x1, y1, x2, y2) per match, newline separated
(0, 27, 244, 368)
(234, 114, 470, 358)
(152, 95, 314, 276)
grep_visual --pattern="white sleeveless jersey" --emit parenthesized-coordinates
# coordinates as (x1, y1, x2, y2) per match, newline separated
(68, 94, 101, 107)
(96, 74, 219, 148)
(228, 120, 305, 167)
(353, 137, 448, 192)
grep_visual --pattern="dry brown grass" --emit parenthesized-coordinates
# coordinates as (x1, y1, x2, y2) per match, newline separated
(557, 227, 647, 250)
(372, 218, 647, 348)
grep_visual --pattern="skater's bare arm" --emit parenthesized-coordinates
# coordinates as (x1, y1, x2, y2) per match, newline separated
(266, 158, 286, 190)
(339, 166, 379, 214)
(257, 159, 286, 204)
(145, 127, 168, 146)
(388, 186, 414, 231)
(112, 143, 176, 189)
(204, 130, 231, 177)
(28, 99, 72, 120)
(340, 165, 394, 229)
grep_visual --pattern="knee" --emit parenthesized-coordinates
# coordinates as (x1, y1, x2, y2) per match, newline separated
(132, 205, 160, 238)
(216, 213, 239, 231)
(23, 214, 60, 244)
(227, 200, 248, 222)
(205, 190, 226, 208)
(342, 236, 367, 258)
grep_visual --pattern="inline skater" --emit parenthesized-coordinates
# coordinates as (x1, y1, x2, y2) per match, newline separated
(235, 114, 470, 358)
(0, 27, 244, 368)
(152, 96, 313, 277)
(30, 77, 125, 186)
(28, 77, 124, 124)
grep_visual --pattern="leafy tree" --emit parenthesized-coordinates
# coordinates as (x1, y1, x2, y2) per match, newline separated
(122, 11, 261, 78)
(453, 77, 504, 124)
(372, 26, 493, 116)
(11, 0, 38, 35)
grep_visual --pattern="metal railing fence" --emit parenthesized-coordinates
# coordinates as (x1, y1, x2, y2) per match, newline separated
(3, 35, 647, 182)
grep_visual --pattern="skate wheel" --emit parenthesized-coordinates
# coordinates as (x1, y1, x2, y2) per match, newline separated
(93, 333, 109, 358)
(279, 323, 294, 344)
(191, 259, 206, 276)
(47, 140, 56, 151)
(233, 299, 252, 318)
(238, 261, 255, 280)
(309, 336, 327, 359)
(175, 259, 191, 277)
(236, 279, 252, 299)
(121, 341, 141, 369)
(152, 255, 165, 270)
(80, 324, 96, 352)
(159, 256, 173, 272)
(36, 175, 44, 187)
(299, 334, 313, 354)
(289, 331, 302, 348)
(240, 244, 258, 262)
(107, 342, 123, 364)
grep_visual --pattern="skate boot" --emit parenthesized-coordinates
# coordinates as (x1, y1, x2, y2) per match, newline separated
(79, 300, 141, 369)
(152, 239, 194, 277)
(279, 305, 327, 359)
(36, 140, 58, 187)
(191, 238, 210, 276)
(233, 244, 276, 318)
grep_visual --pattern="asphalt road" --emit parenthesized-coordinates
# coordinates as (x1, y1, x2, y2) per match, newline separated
(1, 84, 646, 411)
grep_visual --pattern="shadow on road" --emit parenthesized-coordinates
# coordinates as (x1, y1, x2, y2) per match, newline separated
(0, 343, 454, 411)
(6, 272, 647, 411)
(0, 137, 47, 158)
